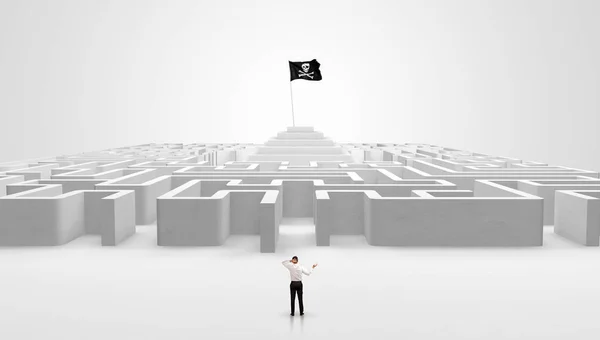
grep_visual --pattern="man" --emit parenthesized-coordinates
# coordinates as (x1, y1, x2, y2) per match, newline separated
(282, 256, 318, 316)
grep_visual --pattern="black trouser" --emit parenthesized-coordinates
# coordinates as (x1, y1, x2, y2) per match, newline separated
(290, 281, 304, 314)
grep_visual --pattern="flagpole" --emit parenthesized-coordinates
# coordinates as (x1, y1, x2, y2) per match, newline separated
(289, 81, 296, 127)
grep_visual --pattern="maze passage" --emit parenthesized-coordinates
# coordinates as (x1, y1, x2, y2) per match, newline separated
(1, 127, 599, 251)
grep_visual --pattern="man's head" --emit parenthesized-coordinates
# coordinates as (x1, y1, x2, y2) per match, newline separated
(291, 256, 298, 264)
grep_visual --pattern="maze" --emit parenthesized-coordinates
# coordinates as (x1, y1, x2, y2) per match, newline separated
(1, 126, 599, 251)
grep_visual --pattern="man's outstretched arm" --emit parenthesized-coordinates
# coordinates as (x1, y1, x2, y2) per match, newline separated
(302, 263, 318, 276)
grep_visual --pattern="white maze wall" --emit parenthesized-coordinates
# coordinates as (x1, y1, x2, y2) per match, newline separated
(1, 126, 599, 251)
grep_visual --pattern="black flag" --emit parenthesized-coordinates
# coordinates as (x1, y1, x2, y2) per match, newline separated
(289, 59, 322, 81)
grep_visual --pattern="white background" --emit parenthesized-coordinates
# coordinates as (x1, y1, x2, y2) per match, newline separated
(1, 2, 600, 339)
(0, 0, 599, 170)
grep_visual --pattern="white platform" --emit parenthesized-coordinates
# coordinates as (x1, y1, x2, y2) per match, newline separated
(1, 221, 598, 340)
(246, 127, 356, 165)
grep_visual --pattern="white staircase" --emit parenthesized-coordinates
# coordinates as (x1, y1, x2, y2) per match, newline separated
(246, 127, 355, 165)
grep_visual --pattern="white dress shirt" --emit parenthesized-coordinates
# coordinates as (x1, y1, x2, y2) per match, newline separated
(282, 260, 313, 281)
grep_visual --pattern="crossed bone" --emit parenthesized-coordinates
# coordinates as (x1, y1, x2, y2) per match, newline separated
(298, 71, 315, 79)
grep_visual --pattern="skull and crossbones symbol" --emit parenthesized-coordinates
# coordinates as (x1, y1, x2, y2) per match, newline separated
(298, 63, 314, 79)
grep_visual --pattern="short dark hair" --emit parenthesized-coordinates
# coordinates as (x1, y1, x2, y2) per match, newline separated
(292, 256, 298, 261)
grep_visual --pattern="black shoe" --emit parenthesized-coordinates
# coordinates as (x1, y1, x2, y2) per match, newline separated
(300, 312, 304, 316)
(290, 313, 294, 316)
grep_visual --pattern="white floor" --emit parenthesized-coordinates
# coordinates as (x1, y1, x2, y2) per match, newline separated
(1, 219, 599, 340)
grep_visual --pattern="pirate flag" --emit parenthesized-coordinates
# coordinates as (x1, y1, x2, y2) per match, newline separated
(289, 59, 322, 81)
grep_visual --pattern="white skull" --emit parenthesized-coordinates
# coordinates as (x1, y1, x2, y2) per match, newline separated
(301, 63, 310, 72)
